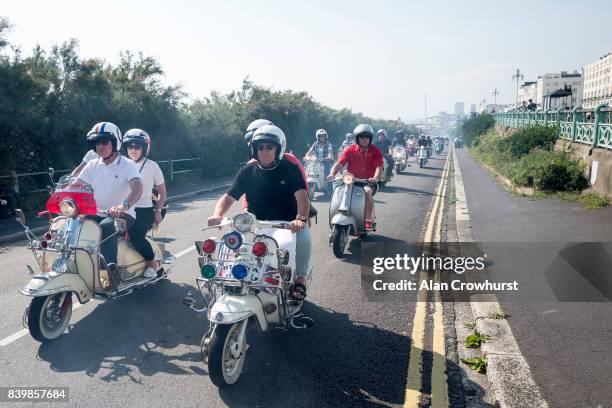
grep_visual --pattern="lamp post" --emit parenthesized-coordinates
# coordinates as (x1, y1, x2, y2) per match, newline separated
(512, 69, 524, 107)
(492, 89, 500, 112)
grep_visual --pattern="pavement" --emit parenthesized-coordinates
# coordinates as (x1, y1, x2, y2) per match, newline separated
(0, 155, 456, 407)
(455, 148, 612, 408)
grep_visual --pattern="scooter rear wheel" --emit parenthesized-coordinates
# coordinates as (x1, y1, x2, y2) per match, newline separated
(27, 293, 73, 343)
(208, 322, 247, 388)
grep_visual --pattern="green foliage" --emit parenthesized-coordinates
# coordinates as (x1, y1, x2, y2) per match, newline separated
(500, 125, 558, 159)
(465, 330, 491, 348)
(488, 307, 509, 320)
(460, 357, 487, 374)
(0, 18, 418, 179)
(511, 149, 587, 192)
(459, 113, 495, 146)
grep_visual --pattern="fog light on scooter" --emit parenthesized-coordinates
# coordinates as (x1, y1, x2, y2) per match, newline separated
(201, 264, 216, 279)
(342, 173, 354, 185)
(223, 231, 243, 250)
(231, 264, 248, 280)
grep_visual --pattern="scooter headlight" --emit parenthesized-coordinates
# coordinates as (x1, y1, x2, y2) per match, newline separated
(342, 173, 354, 185)
(233, 213, 254, 233)
(59, 199, 78, 218)
(231, 264, 248, 280)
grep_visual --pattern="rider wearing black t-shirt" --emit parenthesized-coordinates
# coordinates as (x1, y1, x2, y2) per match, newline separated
(227, 159, 305, 222)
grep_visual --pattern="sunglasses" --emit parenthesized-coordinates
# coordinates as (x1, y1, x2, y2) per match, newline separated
(95, 140, 111, 146)
(257, 144, 275, 151)
(127, 144, 142, 150)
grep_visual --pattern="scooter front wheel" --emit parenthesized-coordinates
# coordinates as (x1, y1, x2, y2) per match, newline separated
(27, 293, 73, 343)
(332, 225, 348, 258)
(208, 322, 247, 388)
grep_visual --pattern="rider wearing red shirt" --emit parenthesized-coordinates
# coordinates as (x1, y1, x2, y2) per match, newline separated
(327, 124, 383, 229)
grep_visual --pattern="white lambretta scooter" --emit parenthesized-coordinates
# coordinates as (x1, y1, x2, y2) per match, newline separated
(417, 146, 428, 168)
(328, 173, 376, 257)
(303, 153, 331, 199)
(16, 175, 175, 343)
(183, 212, 312, 388)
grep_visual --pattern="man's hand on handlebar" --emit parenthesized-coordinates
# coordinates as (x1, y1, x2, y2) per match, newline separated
(368, 178, 378, 185)
(207, 216, 223, 227)
(109, 204, 127, 218)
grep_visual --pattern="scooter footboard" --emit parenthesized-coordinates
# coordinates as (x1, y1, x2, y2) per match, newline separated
(209, 294, 268, 331)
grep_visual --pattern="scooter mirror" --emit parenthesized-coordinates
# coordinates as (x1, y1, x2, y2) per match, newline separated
(15, 209, 26, 225)
(48, 167, 55, 178)
(46, 185, 54, 195)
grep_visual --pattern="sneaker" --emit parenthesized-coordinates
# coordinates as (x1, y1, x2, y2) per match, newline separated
(143, 267, 157, 278)
(364, 219, 373, 230)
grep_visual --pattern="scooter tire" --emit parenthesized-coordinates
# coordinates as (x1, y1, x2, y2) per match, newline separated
(27, 293, 72, 343)
(331, 225, 348, 258)
(208, 322, 246, 388)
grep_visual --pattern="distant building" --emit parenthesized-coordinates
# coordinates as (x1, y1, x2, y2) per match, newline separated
(470, 104, 476, 113)
(582, 52, 612, 109)
(518, 81, 537, 106)
(454, 102, 464, 116)
(537, 72, 582, 109)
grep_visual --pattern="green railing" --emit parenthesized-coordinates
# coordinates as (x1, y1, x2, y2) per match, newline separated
(493, 104, 612, 150)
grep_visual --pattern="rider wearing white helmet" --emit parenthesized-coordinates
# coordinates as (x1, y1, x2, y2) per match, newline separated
(122, 129, 166, 278)
(209, 124, 312, 300)
(306, 128, 334, 177)
(77, 122, 143, 284)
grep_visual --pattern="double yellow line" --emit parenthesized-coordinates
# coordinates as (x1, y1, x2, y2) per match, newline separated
(404, 152, 451, 408)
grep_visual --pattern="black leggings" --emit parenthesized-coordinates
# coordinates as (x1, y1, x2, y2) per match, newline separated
(129, 207, 155, 261)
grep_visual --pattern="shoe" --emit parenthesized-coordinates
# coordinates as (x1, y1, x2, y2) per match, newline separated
(364, 219, 373, 230)
(143, 267, 156, 278)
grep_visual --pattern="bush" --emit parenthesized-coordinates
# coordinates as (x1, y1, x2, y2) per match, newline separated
(511, 149, 587, 192)
(459, 114, 495, 146)
(500, 125, 558, 159)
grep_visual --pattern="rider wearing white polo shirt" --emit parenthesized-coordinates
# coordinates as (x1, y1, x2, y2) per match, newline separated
(77, 122, 143, 280)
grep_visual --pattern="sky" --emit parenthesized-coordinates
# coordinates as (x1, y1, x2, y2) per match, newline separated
(2, 0, 611, 121)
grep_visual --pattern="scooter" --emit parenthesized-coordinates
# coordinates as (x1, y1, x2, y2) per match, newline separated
(406, 140, 416, 157)
(183, 212, 312, 387)
(417, 146, 428, 168)
(328, 173, 376, 258)
(303, 153, 331, 200)
(393, 146, 407, 174)
(16, 174, 175, 342)
(435, 140, 444, 155)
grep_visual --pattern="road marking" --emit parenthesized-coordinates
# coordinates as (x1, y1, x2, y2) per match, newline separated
(0, 243, 195, 347)
(404, 153, 451, 408)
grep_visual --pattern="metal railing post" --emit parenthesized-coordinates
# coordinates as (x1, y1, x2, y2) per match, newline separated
(11, 171, 19, 195)
(571, 106, 580, 143)
(593, 103, 608, 149)
(169, 159, 174, 183)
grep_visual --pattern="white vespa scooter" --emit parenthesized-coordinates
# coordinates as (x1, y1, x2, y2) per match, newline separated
(303, 153, 331, 199)
(16, 175, 175, 342)
(183, 212, 312, 388)
(328, 173, 376, 258)
(417, 145, 428, 168)
(393, 145, 408, 174)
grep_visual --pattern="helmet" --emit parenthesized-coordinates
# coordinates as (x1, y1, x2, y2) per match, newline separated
(122, 128, 151, 157)
(245, 119, 274, 145)
(315, 129, 328, 140)
(345, 132, 353, 141)
(396, 130, 403, 137)
(87, 122, 122, 152)
(251, 125, 286, 161)
(353, 124, 374, 145)
(377, 129, 387, 137)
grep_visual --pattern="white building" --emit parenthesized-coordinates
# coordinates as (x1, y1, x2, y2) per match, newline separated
(536, 71, 582, 109)
(518, 81, 538, 106)
(582, 52, 612, 109)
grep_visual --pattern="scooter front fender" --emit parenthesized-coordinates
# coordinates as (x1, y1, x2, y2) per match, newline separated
(331, 214, 357, 235)
(19, 272, 91, 303)
(208, 294, 268, 331)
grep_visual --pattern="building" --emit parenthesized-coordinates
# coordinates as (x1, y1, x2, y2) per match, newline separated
(518, 81, 537, 106)
(454, 102, 464, 117)
(536, 71, 582, 109)
(470, 104, 476, 113)
(582, 52, 612, 109)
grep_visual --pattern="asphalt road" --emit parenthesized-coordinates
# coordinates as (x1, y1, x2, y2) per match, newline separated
(455, 148, 612, 408)
(0, 153, 450, 408)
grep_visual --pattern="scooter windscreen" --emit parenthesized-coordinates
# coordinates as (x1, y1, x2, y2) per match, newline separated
(46, 174, 98, 216)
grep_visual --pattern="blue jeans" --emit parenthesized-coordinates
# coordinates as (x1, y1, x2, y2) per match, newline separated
(295, 226, 311, 278)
